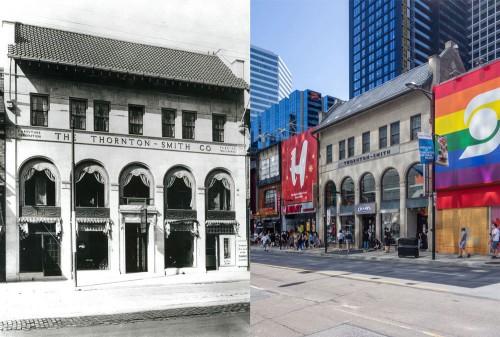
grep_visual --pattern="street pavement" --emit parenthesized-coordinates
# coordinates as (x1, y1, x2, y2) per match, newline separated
(250, 243, 500, 269)
(0, 270, 250, 332)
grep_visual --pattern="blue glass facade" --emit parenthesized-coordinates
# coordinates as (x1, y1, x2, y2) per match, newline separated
(349, 0, 469, 99)
(251, 90, 335, 149)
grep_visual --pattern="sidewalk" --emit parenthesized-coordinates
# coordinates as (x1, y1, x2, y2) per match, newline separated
(251, 244, 500, 269)
(0, 270, 250, 321)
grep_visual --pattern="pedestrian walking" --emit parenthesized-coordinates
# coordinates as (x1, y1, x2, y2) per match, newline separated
(457, 227, 471, 258)
(363, 230, 370, 252)
(263, 232, 270, 251)
(337, 230, 344, 250)
(345, 228, 352, 252)
(309, 232, 315, 248)
(491, 223, 500, 259)
(384, 228, 391, 253)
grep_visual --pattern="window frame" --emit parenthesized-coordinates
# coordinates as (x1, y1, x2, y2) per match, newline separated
(30, 94, 49, 127)
(70, 98, 87, 130)
(182, 111, 197, 140)
(162, 108, 176, 138)
(339, 140, 346, 160)
(326, 144, 333, 163)
(410, 114, 421, 141)
(348, 137, 355, 157)
(94, 100, 110, 132)
(390, 121, 400, 145)
(129, 105, 144, 135)
(212, 114, 226, 142)
(362, 131, 370, 154)
(379, 125, 387, 149)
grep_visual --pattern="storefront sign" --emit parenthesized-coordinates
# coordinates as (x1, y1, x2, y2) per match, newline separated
(337, 146, 400, 168)
(237, 239, 248, 266)
(355, 203, 376, 215)
(417, 132, 435, 164)
(12, 127, 245, 156)
(281, 129, 318, 204)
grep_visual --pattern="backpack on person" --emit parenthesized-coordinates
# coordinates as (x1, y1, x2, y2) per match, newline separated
(346, 232, 352, 240)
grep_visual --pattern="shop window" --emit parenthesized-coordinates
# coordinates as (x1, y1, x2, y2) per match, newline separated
(207, 173, 232, 211)
(341, 177, 355, 206)
(70, 98, 87, 130)
(20, 223, 61, 276)
(212, 115, 225, 142)
(360, 173, 376, 203)
(407, 163, 424, 198)
(382, 168, 400, 201)
(129, 105, 144, 135)
(382, 212, 400, 242)
(324, 181, 336, 208)
(75, 165, 106, 207)
(162, 109, 176, 138)
(24, 170, 56, 206)
(165, 231, 194, 268)
(94, 101, 110, 132)
(30, 94, 49, 127)
(77, 231, 108, 270)
(166, 170, 194, 210)
(182, 111, 197, 140)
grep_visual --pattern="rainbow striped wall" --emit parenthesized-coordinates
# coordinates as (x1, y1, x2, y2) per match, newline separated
(434, 60, 500, 191)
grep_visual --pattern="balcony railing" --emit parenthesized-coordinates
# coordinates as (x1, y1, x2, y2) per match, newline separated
(120, 197, 154, 206)
(206, 210, 236, 220)
(75, 207, 110, 218)
(21, 206, 61, 217)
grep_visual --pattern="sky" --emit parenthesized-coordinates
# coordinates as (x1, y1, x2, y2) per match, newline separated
(251, 0, 350, 100)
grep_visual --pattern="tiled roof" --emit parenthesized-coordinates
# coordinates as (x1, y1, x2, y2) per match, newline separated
(316, 64, 432, 132)
(8, 23, 248, 90)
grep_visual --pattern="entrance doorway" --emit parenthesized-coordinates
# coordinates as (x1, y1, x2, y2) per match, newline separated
(362, 215, 376, 247)
(20, 223, 61, 276)
(205, 234, 218, 271)
(125, 223, 148, 273)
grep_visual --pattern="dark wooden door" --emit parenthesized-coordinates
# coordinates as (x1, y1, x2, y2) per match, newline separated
(126, 223, 147, 273)
(43, 235, 61, 276)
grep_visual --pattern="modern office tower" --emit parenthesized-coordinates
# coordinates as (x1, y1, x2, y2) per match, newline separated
(250, 45, 292, 118)
(322, 95, 338, 112)
(251, 89, 331, 149)
(349, 0, 469, 98)
(470, 0, 500, 68)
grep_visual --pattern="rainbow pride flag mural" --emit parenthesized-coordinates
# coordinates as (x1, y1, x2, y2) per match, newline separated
(434, 60, 500, 189)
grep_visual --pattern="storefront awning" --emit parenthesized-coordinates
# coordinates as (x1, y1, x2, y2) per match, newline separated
(205, 220, 239, 235)
(205, 220, 239, 226)
(18, 217, 62, 239)
(76, 218, 112, 237)
(164, 220, 199, 239)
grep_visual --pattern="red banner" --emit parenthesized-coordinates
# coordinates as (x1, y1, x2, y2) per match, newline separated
(281, 129, 318, 205)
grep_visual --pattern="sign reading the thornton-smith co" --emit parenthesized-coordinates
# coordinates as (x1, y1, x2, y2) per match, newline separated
(13, 127, 245, 155)
(338, 146, 400, 168)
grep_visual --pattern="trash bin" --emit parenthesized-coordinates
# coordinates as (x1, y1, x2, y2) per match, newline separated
(397, 237, 419, 258)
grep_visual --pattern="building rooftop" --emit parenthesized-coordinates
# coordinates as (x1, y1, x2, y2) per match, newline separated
(316, 64, 432, 132)
(8, 23, 248, 90)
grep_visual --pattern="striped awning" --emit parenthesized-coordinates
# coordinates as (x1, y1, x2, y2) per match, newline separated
(164, 220, 199, 238)
(18, 217, 62, 239)
(205, 220, 239, 226)
(76, 218, 112, 236)
(205, 220, 239, 235)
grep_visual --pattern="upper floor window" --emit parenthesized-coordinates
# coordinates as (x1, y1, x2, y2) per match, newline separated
(410, 114, 421, 140)
(390, 121, 400, 145)
(162, 109, 176, 138)
(182, 111, 196, 140)
(70, 98, 87, 130)
(326, 144, 333, 163)
(30, 94, 49, 127)
(379, 125, 387, 149)
(264, 189, 276, 209)
(362, 131, 370, 153)
(339, 140, 346, 160)
(212, 115, 226, 142)
(129, 105, 144, 135)
(348, 137, 355, 157)
(94, 101, 110, 132)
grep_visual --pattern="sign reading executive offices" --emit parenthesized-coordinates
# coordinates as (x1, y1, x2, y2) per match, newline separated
(337, 146, 400, 168)
(281, 129, 318, 205)
(12, 127, 245, 155)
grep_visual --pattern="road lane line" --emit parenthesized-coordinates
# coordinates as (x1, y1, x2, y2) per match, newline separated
(253, 262, 449, 292)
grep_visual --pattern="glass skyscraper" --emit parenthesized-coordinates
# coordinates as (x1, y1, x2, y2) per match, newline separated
(250, 45, 292, 118)
(251, 90, 337, 149)
(349, 0, 468, 98)
(470, 0, 500, 68)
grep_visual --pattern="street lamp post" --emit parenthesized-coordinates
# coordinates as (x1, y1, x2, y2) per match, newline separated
(405, 82, 436, 260)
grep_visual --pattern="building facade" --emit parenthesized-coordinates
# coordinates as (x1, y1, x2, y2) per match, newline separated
(0, 66, 5, 281)
(1, 22, 249, 282)
(434, 59, 500, 255)
(317, 41, 464, 249)
(349, 0, 469, 98)
(470, 0, 500, 68)
(250, 45, 292, 118)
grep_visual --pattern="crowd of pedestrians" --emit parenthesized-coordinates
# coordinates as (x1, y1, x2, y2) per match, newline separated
(255, 230, 321, 251)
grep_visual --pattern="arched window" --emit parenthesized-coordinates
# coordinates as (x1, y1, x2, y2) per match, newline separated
(120, 165, 154, 205)
(407, 163, 424, 199)
(165, 168, 195, 210)
(207, 171, 233, 211)
(324, 181, 336, 208)
(341, 177, 354, 206)
(360, 173, 375, 203)
(382, 168, 400, 201)
(264, 189, 276, 209)
(75, 164, 107, 207)
(21, 161, 58, 206)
